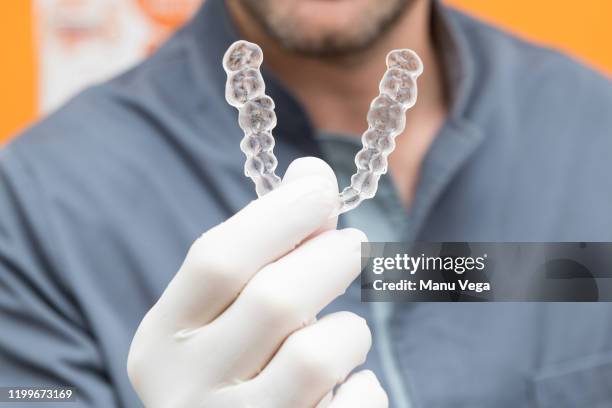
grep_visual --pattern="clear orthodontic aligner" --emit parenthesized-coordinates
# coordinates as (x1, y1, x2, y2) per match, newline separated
(222, 40, 422, 215)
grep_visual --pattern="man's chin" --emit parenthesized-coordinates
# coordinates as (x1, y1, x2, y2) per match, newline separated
(277, 34, 381, 58)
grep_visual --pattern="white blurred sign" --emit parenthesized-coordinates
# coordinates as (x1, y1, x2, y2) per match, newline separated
(35, 0, 200, 113)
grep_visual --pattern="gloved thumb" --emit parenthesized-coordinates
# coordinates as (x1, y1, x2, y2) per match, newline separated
(282, 157, 339, 232)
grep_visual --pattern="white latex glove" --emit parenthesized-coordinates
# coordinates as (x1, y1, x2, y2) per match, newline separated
(127, 157, 388, 408)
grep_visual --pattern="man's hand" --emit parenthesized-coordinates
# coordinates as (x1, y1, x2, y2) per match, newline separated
(127, 158, 388, 407)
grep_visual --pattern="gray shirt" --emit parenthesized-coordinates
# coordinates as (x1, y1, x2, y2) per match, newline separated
(1, 0, 612, 407)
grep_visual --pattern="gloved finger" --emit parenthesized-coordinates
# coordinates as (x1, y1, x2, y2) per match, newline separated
(282, 157, 339, 233)
(205, 228, 366, 379)
(316, 392, 333, 408)
(329, 370, 388, 408)
(240, 311, 372, 408)
(150, 161, 338, 332)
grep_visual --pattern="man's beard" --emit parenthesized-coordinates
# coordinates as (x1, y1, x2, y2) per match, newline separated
(235, 0, 414, 57)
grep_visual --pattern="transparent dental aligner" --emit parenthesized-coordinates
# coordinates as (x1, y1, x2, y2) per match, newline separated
(223, 41, 422, 214)
(223, 40, 281, 197)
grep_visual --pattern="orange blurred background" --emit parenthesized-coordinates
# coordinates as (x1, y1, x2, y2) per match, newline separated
(1, 0, 611, 143)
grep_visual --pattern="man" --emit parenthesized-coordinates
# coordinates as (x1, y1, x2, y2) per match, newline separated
(1, 0, 611, 406)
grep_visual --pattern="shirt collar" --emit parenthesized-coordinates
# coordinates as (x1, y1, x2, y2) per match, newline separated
(430, 0, 479, 125)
